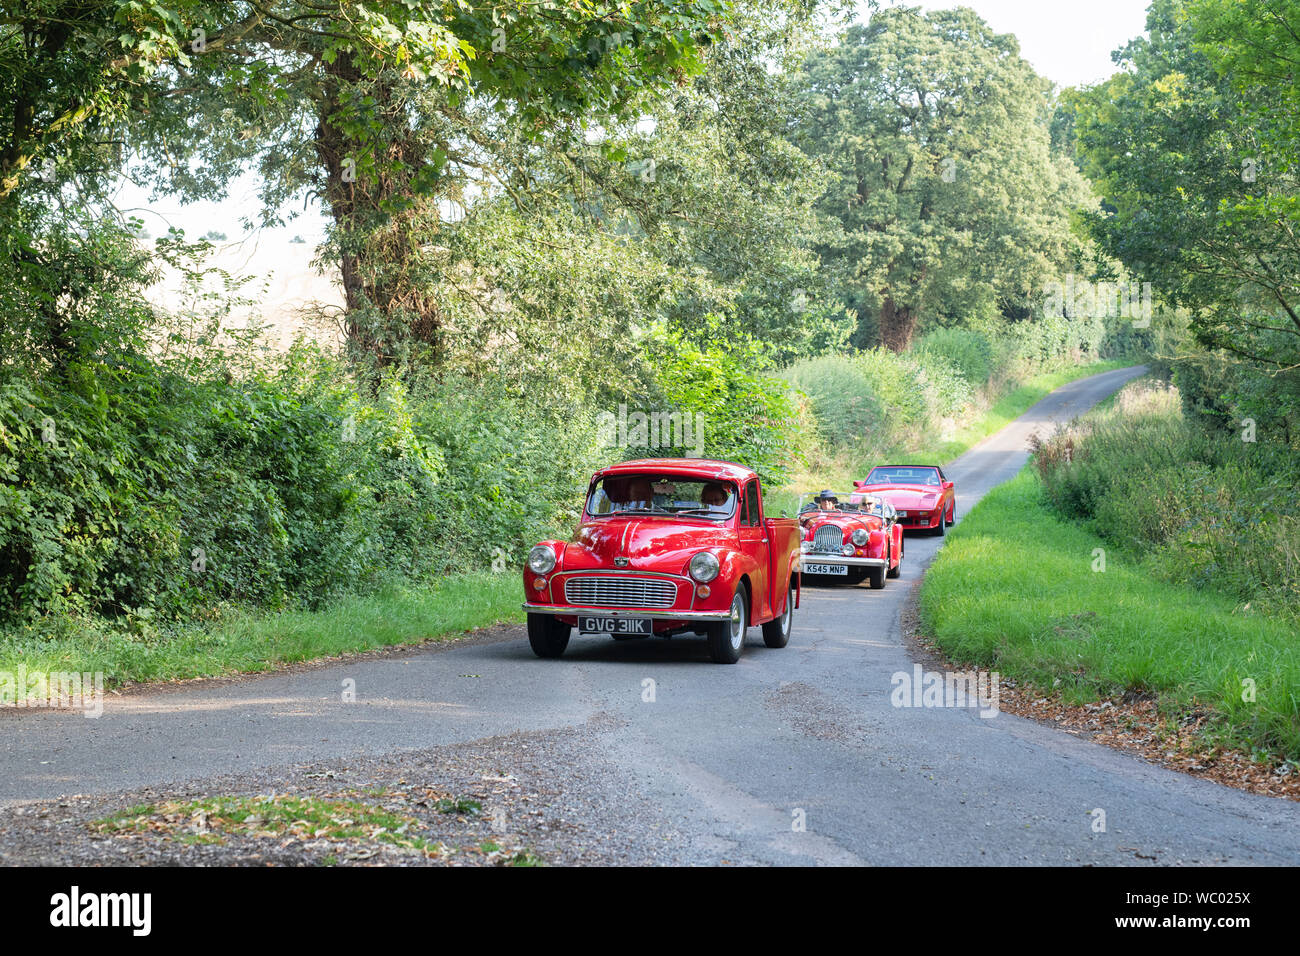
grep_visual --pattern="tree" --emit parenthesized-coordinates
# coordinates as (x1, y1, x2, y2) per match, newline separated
(0, 0, 203, 202)
(1069, 0, 1300, 376)
(794, 7, 1091, 351)
(117, 0, 728, 365)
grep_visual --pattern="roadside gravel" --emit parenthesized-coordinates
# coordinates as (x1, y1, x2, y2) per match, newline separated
(0, 713, 685, 866)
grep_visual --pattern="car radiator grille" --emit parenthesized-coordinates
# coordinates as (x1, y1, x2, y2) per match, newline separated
(564, 576, 678, 608)
(812, 525, 844, 552)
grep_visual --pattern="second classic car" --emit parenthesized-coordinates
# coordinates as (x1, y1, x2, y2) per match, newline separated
(522, 459, 802, 664)
(797, 489, 903, 588)
(854, 465, 956, 535)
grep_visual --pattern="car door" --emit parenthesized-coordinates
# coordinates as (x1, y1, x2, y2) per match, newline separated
(736, 479, 771, 623)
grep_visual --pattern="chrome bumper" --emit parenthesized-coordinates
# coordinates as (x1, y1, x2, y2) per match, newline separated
(522, 603, 731, 622)
(799, 556, 887, 568)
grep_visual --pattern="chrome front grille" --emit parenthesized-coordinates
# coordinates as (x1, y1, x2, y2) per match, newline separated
(564, 576, 678, 608)
(812, 525, 844, 552)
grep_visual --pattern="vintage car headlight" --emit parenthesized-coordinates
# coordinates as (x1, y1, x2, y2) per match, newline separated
(800, 540, 813, 553)
(851, 528, 869, 546)
(527, 545, 557, 575)
(841, 543, 854, 556)
(688, 551, 720, 583)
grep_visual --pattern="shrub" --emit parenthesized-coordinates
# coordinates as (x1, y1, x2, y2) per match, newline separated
(647, 327, 806, 486)
(783, 354, 884, 447)
(912, 328, 993, 385)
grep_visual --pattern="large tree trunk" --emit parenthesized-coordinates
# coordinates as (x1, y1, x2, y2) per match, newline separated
(879, 296, 917, 352)
(313, 54, 442, 367)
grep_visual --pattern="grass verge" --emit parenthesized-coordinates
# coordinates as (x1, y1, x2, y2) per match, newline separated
(1, 572, 522, 687)
(918, 465, 1300, 763)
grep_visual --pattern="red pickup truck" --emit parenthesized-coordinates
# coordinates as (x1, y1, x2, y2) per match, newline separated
(522, 458, 802, 663)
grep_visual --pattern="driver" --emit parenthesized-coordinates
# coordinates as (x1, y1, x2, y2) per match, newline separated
(626, 478, 654, 510)
(815, 489, 839, 512)
(700, 481, 730, 510)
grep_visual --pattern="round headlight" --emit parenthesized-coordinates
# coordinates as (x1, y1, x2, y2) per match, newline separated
(800, 540, 812, 553)
(851, 528, 869, 546)
(688, 551, 720, 583)
(527, 545, 556, 575)
(841, 543, 854, 556)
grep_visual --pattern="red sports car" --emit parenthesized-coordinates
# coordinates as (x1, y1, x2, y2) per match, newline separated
(796, 489, 903, 588)
(854, 465, 955, 536)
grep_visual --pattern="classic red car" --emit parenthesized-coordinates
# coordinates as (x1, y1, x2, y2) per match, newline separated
(854, 465, 955, 535)
(522, 459, 802, 664)
(797, 489, 903, 588)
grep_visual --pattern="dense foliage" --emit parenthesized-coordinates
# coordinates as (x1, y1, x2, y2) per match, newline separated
(1065, 0, 1300, 446)
(9, 0, 1290, 643)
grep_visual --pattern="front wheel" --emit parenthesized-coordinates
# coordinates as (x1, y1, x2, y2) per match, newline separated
(867, 563, 886, 589)
(527, 613, 571, 659)
(887, 540, 902, 579)
(934, 511, 947, 537)
(762, 578, 795, 649)
(708, 586, 748, 664)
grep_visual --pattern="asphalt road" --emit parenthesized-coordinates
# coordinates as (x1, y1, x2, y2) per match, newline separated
(5, 364, 1300, 865)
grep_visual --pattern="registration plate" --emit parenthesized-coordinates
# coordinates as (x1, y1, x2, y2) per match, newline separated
(803, 563, 849, 575)
(578, 616, 653, 636)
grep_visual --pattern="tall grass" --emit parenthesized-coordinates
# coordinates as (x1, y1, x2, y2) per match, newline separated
(1030, 378, 1300, 623)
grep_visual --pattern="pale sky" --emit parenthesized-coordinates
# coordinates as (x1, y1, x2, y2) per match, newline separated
(906, 0, 1151, 89)
(119, 2, 1153, 250)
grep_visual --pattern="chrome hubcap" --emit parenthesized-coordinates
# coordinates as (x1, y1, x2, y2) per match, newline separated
(729, 593, 745, 649)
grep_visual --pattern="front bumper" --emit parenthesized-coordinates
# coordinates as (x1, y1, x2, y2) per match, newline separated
(799, 555, 886, 568)
(521, 603, 732, 622)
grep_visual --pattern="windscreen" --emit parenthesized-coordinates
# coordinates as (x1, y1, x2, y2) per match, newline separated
(865, 466, 941, 486)
(586, 475, 737, 519)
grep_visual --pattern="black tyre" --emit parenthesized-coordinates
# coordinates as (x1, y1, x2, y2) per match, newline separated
(762, 578, 795, 649)
(527, 613, 571, 659)
(934, 511, 946, 537)
(707, 585, 748, 664)
(867, 563, 886, 589)
(886, 541, 902, 579)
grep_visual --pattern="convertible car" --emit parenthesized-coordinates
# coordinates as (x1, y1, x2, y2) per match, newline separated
(854, 465, 955, 535)
(796, 489, 903, 588)
(522, 459, 802, 664)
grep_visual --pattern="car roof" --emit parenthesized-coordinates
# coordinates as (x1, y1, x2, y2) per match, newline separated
(595, 458, 757, 482)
